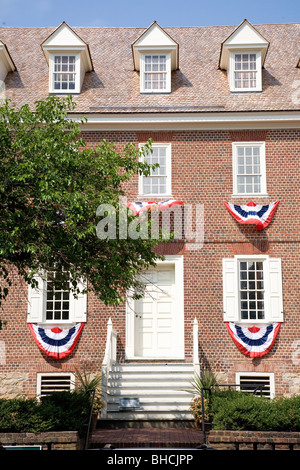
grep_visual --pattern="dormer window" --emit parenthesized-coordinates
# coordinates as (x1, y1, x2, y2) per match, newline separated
(234, 53, 257, 89)
(230, 51, 262, 92)
(53, 55, 76, 91)
(141, 53, 171, 93)
(0, 39, 16, 82)
(41, 22, 93, 94)
(132, 21, 178, 94)
(219, 19, 269, 93)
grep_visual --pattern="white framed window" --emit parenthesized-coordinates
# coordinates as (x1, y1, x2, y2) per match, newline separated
(49, 53, 80, 93)
(140, 53, 171, 93)
(139, 143, 172, 197)
(229, 51, 262, 92)
(27, 271, 87, 325)
(232, 142, 267, 196)
(223, 255, 283, 324)
(236, 372, 275, 399)
(37, 372, 75, 398)
(239, 259, 265, 321)
(45, 271, 71, 322)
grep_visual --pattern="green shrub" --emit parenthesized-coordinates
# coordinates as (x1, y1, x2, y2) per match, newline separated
(39, 390, 91, 435)
(209, 390, 300, 431)
(0, 397, 55, 433)
(0, 391, 91, 435)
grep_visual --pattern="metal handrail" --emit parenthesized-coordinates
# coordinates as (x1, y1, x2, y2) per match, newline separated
(84, 388, 96, 451)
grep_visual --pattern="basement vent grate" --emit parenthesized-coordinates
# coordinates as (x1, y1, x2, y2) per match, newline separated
(37, 373, 74, 397)
(238, 374, 272, 399)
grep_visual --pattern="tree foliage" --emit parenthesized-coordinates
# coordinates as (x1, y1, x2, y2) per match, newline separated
(0, 95, 162, 308)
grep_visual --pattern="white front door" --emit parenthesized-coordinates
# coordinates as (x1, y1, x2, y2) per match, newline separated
(132, 260, 184, 359)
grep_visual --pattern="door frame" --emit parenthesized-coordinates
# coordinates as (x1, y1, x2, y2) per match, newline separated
(125, 255, 184, 360)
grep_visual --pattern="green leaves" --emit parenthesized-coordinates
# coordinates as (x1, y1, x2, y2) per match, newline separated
(0, 95, 162, 311)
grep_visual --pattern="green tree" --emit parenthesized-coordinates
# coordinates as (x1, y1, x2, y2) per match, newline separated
(0, 95, 162, 314)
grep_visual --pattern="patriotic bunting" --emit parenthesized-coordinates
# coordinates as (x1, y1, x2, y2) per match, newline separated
(29, 323, 84, 359)
(127, 199, 184, 216)
(225, 322, 281, 358)
(223, 200, 279, 230)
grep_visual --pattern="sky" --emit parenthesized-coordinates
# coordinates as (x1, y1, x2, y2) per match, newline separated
(0, 0, 299, 28)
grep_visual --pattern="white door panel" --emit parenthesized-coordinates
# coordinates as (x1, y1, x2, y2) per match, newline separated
(134, 264, 180, 358)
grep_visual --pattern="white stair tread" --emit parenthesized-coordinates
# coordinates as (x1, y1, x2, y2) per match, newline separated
(107, 389, 192, 396)
(106, 412, 194, 420)
(104, 362, 195, 422)
(107, 396, 192, 404)
(108, 381, 191, 388)
(111, 364, 194, 372)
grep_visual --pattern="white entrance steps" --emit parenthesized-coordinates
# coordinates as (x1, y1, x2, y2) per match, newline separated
(104, 362, 196, 423)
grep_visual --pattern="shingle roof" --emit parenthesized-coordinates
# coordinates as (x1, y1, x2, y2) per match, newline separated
(0, 22, 299, 113)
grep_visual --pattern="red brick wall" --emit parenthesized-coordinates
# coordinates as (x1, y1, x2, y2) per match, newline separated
(0, 128, 299, 398)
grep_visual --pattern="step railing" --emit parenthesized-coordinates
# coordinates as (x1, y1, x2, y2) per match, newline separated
(193, 317, 200, 376)
(101, 317, 117, 418)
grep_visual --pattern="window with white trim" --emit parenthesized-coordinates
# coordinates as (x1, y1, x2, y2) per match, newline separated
(232, 142, 267, 196)
(236, 372, 275, 399)
(37, 372, 75, 398)
(49, 53, 80, 93)
(223, 255, 283, 323)
(53, 55, 76, 90)
(139, 143, 172, 196)
(27, 271, 87, 325)
(46, 271, 71, 321)
(140, 53, 171, 93)
(239, 260, 264, 321)
(234, 53, 257, 89)
(229, 51, 262, 92)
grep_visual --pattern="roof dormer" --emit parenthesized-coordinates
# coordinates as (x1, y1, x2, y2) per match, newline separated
(219, 19, 269, 93)
(0, 40, 16, 82)
(132, 21, 179, 93)
(41, 22, 93, 94)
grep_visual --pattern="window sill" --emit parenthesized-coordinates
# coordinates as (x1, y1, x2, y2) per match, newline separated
(140, 90, 171, 94)
(231, 320, 283, 325)
(37, 322, 81, 327)
(231, 194, 269, 198)
(137, 194, 174, 199)
(49, 91, 81, 95)
(230, 89, 262, 94)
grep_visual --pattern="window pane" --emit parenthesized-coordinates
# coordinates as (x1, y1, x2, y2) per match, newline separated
(143, 55, 167, 91)
(239, 261, 265, 320)
(45, 273, 70, 321)
(234, 54, 257, 89)
(236, 146, 262, 193)
(53, 56, 76, 91)
(142, 146, 169, 194)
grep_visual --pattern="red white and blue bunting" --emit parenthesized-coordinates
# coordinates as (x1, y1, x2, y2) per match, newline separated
(223, 200, 279, 230)
(127, 199, 184, 216)
(225, 322, 281, 358)
(29, 323, 84, 359)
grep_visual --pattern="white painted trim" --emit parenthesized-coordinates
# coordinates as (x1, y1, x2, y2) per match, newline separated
(224, 254, 284, 325)
(235, 372, 275, 399)
(49, 52, 81, 94)
(229, 50, 262, 92)
(125, 255, 185, 360)
(36, 372, 75, 398)
(72, 111, 300, 131)
(140, 52, 171, 94)
(138, 142, 172, 197)
(27, 272, 87, 325)
(232, 141, 267, 196)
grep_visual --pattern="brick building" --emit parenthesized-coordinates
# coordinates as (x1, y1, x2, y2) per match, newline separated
(0, 19, 299, 424)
